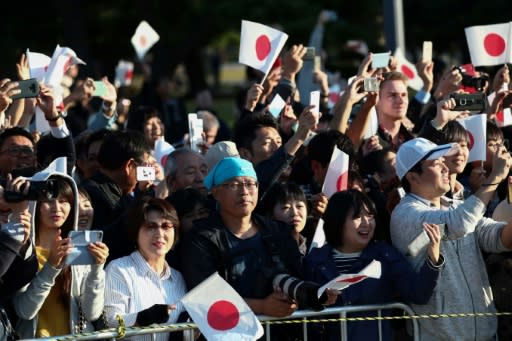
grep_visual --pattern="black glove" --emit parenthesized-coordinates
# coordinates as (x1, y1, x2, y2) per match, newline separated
(136, 304, 169, 326)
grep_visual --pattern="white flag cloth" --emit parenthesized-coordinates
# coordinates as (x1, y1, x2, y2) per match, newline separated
(394, 47, 424, 91)
(457, 114, 487, 162)
(154, 138, 175, 168)
(363, 107, 379, 139)
(465, 23, 511, 67)
(239, 20, 288, 82)
(317, 260, 382, 298)
(181, 272, 263, 341)
(321, 146, 349, 199)
(26, 49, 51, 81)
(114, 60, 134, 87)
(496, 108, 512, 127)
(268, 93, 286, 118)
(131, 20, 160, 60)
(308, 218, 326, 253)
(43, 45, 86, 87)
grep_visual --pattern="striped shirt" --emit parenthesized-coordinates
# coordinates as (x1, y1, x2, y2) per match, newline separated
(104, 251, 187, 341)
(331, 248, 360, 274)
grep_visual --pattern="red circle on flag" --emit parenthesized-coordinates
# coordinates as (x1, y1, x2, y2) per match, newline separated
(139, 36, 147, 47)
(468, 131, 474, 150)
(336, 172, 348, 191)
(400, 65, 415, 80)
(160, 155, 169, 168)
(497, 110, 504, 122)
(483, 33, 506, 56)
(207, 300, 240, 331)
(255, 35, 271, 61)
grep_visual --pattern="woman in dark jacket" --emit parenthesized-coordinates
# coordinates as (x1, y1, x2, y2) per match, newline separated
(303, 190, 444, 341)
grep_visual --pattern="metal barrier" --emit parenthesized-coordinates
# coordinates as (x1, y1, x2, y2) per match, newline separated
(25, 302, 418, 341)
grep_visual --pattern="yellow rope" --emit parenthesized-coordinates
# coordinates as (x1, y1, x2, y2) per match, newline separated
(46, 311, 512, 340)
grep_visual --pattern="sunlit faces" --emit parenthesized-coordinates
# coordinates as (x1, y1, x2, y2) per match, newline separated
(341, 207, 376, 253)
(77, 192, 93, 230)
(137, 210, 176, 261)
(38, 194, 72, 230)
(272, 200, 307, 234)
(143, 117, 165, 144)
(376, 80, 409, 121)
(250, 127, 282, 165)
(212, 176, 258, 218)
(444, 141, 469, 175)
(168, 153, 208, 195)
(408, 158, 450, 199)
(0, 135, 36, 176)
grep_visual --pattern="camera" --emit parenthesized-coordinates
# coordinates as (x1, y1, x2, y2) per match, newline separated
(273, 274, 326, 310)
(0, 178, 58, 202)
(455, 66, 489, 92)
(449, 93, 487, 112)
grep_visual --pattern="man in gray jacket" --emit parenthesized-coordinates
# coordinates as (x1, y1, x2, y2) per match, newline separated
(390, 99, 512, 341)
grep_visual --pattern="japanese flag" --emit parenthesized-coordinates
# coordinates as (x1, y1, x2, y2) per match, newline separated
(465, 23, 511, 67)
(26, 49, 51, 81)
(457, 114, 487, 162)
(496, 108, 512, 127)
(321, 146, 349, 199)
(154, 138, 175, 168)
(131, 20, 160, 61)
(239, 20, 288, 83)
(316, 260, 381, 298)
(394, 47, 424, 91)
(114, 60, 134, 87)
(181, 272, 264, 341)
(43, 45, 86, 87)
(309, 218, 326, 253)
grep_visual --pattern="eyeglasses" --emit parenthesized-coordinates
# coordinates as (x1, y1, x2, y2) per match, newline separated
(142, 221, 175, 232)
(221, 181, 258, 192)
(0, 146, 35, 157)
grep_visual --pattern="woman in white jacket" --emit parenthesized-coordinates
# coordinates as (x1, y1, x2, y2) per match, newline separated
(12, 172, 109, 338)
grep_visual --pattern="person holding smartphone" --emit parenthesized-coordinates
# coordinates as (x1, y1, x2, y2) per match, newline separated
(12, 172, 109, 338)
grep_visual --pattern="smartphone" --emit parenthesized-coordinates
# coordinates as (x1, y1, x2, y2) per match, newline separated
(92, 81, 108, 97)
(303, 47, 316, 60)
(65, 230, 103, 266)
(136, 166, 156, 181)
(371, 52, 391, 68)
(363, 77, 380, 92)
(508, 176, 512, 204)
(11, 78, 40, 100)
(422, 41, 433, 63)
(450, 93, 487, 112)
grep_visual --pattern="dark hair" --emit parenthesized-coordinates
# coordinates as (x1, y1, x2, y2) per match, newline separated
(166, 187, 208, 221)
(322, 189, 377, 248)
(487, 120, 504, 142)
(35, 176, 76, 240)
(400, 161, 423, 193)
(307, 130, 356, 167)
(360, 147, 394, 177)
(0, 127, 35, 149)
(419, 120, 469, 145)
(97, 130, 151, 170)
(232, 112, 279, 152)
(258, 182, 307, 216)
(126, 197, 180, 249)
(126, 105, 162, 133)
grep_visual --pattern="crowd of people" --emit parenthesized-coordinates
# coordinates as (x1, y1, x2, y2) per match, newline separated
(2, 15, 512, 341)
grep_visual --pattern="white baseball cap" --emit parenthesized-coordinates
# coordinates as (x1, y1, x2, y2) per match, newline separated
(396, 137, 458, 180)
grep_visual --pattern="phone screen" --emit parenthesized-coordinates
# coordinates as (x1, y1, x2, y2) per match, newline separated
(422, 41, 433, 63)
(92, 81, 108, 97)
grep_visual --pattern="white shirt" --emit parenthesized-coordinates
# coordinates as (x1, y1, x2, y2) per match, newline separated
(104, 251, 187, 341)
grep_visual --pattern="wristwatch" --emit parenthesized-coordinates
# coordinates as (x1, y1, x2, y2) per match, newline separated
(46, 111, 67, 122)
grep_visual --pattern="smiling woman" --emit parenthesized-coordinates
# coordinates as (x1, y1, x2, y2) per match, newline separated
(103, 197, 187, 341)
